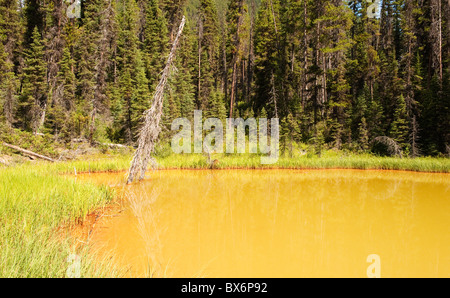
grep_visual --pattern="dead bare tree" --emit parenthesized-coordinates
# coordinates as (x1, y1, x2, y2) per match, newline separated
(127, 16, 186, 184)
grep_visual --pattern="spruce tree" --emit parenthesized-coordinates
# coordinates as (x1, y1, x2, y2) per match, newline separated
(225, 0, 247, 118)
(142, 0, 169, 89)
(45, 47, 76, 141)
(0, 0, 21, 127)
(253, 0, 280, 118)
(165, 14, 197, 121)
(390, 94, 409, 152)
(115, 0, 153, 143)
(0, 41, 17, 127)
(195, 0, 220, 111)
(131, 50, 151, 136)
(17, 27, 47, 133)
(358, 116, 369, 151)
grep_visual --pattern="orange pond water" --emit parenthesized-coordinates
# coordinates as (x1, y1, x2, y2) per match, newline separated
(77, 169, 450, 278)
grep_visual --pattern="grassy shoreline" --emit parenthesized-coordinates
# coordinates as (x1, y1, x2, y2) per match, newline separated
(1, 152, 449, 278)
(0, 162, 122, 278)
(17, 150, 445, 174)
(54, 153, 450, 174)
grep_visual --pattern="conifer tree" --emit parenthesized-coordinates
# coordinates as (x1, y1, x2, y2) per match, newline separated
(45, 46, 76, 141)
(281, 112, 300, 156)
(142, 0, 169, 89)
(76, 0, 100, 140)
(319, 1, 353, 148)
(17, 27, 47, 133)
(0, 0, 21, 127)
(225, 0, 246, 118)
(169, 15, 196, 120)
(253, 0, 280, 118)
(0, 42, 17, 127)
(131, 50, 151, 135)
(358, 116, 369, 151)
(195, 0, 220, 110)
(390, 94, 409, 151)
(115, 0, 153, 143)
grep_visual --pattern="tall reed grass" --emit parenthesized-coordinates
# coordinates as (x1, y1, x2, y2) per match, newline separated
(0, 163, 122, 277)
(156, 153, 450, 173)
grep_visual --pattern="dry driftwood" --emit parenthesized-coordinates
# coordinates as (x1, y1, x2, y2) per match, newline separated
(2, 142, 57, 162)
(127, 16, 186, 184)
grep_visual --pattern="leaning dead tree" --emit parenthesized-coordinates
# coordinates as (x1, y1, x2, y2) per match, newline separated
(127, 16, 186, 184)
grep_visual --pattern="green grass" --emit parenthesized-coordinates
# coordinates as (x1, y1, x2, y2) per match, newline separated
(0, 163, 123, 278)
(153, 152, 450, 173)
(28, 151, 450, 176)
(0, 150, 448, 278)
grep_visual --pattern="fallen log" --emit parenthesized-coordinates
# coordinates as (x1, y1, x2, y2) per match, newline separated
(2, 142, 57, 162)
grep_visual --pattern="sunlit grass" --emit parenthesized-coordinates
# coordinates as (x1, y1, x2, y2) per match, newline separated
(0, 164, 123, 278)
(156, 152, 450, 173)
(26, 150, 449, 174)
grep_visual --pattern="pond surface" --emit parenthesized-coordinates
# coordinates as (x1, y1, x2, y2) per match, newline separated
(80, 169, 450, 278)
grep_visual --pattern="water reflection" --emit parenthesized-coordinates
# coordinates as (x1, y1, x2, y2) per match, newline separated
(82, 170, 450, 278)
